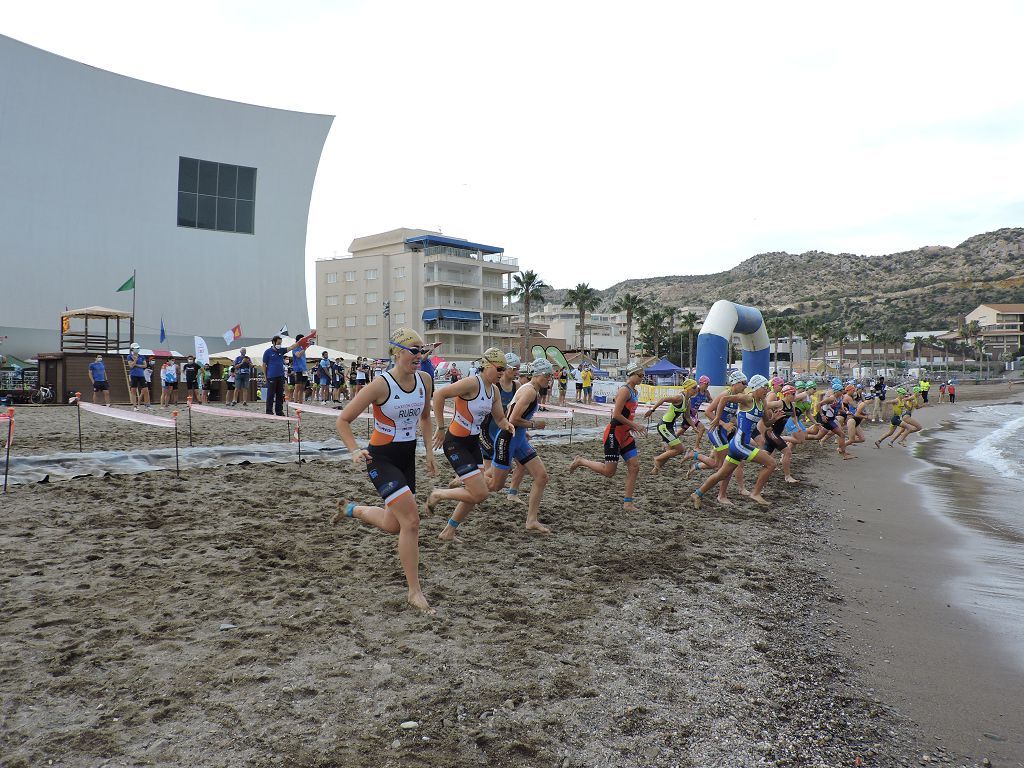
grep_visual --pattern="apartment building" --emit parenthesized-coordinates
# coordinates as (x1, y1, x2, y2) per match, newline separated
(315, 228, 518, 360)
(526, 304, 627, 368)
(965, 303, 1024, 359)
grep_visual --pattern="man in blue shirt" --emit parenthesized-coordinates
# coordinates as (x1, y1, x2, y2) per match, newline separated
(292, 335, 309, 405)
(88, 354, 110, 406)
(126, 343, 147, 410)
(262, 335, 303, 416)
(232, 348, 252, 406)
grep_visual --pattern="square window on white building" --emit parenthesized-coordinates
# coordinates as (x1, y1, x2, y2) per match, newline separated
(326, 295, 338, 306)
(365, 269, 378, 280)
(366, 292, 378, 303)
(345, 339, 357, 352)
(327, 317, 338, 328)
(345, 294, 356, 305)
(345, 316, 356, 327)
(344, 271, 355, 282)
(326, 272, 337, 284)
(394, 267, 406, 278)
(366, 339, 378, 351)
(395, 313, 406, 324)
(395, 290, 406, 302)
(366, 315, 377, 326)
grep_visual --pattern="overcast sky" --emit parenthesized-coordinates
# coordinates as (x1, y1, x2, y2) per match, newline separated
(6, 1, 1024, 314)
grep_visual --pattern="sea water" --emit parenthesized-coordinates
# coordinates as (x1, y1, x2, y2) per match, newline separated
(914, 402, 1024, 669)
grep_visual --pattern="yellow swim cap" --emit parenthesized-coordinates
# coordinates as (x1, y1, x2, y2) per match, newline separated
(389, 328, 424, 356)
(681, 378, 697, 390)
(481, 347, 506, 367)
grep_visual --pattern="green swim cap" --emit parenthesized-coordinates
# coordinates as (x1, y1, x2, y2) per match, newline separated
(913, 385, 921, 392)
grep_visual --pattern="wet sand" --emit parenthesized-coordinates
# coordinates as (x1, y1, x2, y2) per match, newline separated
(824, 393, 1024, 767)
(0, 399, 1004, 766)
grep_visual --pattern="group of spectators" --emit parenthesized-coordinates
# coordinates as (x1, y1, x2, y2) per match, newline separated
(100, 346, 218, 410)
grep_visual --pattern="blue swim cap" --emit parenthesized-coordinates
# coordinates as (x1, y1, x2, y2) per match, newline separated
(831, 382, 842, 391)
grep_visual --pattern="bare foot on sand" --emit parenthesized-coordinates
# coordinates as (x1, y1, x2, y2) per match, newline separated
(785, 475, 799, 484)
(623, 501, 640, 513)
(422, 493, 437, 517)
(438, 526, 462, 543)
(407, 592, 436, 615)
(717, 496, 735, 507)
(651, 458, 664, 475)
(689, 492, 702, 509)
(525, 519, 551, 534)
(506, 491, 527, 505)
(686, 462, 698, 480)
(738, 486, 751, 497)
(568, 457, 582, 474)
(841, 453, 857, 460)
(749, 494, 770, 506)
(332, 500, 355, 525)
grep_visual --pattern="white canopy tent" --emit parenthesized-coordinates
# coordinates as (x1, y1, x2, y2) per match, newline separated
(212, 337, 357, 366)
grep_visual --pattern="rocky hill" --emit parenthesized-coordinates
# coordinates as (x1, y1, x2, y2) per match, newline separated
(534, 228, 1024, 332)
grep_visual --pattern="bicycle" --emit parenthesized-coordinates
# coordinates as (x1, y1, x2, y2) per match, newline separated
(31, 385, 55, 405)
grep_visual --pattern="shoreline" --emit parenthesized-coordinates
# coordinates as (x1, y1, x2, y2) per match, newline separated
(824, 394, 1024, 765)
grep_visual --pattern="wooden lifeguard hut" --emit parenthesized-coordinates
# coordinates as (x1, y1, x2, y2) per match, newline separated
(37, 307, 135, 403)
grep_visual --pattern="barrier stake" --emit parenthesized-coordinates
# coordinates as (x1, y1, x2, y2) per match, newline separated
(297, 411, 302, 465)
(75, 392, 83, 452)
(568, 411, 575, 448)
(187, 396, 194, 447)
(3, 408, 12, 493)
(284, 395, 292, 442)
(172, 411, 180, 479)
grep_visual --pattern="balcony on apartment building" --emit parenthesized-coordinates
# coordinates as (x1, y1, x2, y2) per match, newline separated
(407, 234, 518, 271)
(423, 265, 482, 287)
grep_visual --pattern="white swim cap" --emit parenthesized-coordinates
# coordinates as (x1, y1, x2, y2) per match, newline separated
(728, 370, 748, 385)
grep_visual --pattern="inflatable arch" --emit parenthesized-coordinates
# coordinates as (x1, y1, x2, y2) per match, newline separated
(695, 300, 770, 395)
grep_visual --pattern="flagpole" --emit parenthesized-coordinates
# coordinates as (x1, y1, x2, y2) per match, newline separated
(131, 269, 137, 345)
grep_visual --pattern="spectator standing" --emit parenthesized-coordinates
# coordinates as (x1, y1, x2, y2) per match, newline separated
(947, 380, 956, 404)
(142, 361, 153, 406)
(317, 351, 332, 401)
(183, 355, 201, 403)
(262, 335, 302, 416)
(292, 336, 309, 404)
(871, 376, 886, 423)
(127, 343, 147, 410)
(160, 359, 178, 407)
(232, 348, 253, 406)
(88, 354, 110, 405)
(581, 365, 594, 405)
(225, 364, 236, 403)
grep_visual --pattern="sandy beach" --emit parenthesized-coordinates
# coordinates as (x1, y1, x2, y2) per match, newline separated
(0, 395, 1019, 766)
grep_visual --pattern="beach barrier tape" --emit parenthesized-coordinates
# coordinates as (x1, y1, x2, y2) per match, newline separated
(77, 401, 177, 429)
(190, 403, 296, 422)
(288, 401, 368, 419)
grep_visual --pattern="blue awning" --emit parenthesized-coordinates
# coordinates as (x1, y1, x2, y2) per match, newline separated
(406, 234, 504, 254)
(422, 309, 482, 322)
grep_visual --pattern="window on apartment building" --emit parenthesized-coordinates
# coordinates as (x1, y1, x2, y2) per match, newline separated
(344, 271, 355, 281)
(327, 317, 338, 328)
(326, 295, 338, 306)
(344, 294, 356, 305)
(366, 315, 377, 326)
(394, 267, 406, 278)
(326, 272, 337, 284)
(345, 339, 356, 352)
(366, 339, 378, 351)
(365, 292, 377, 303)
(365, 269, 378, 280)
(345, 317, 356, 327)
(394, 290, 406, 302)
(395, 313, 406, 324)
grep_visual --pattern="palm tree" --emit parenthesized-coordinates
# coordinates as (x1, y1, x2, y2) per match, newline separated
(783, 315, 799, 378)
(850, 320, 865, 377)
(766, 317, 780, 376)
(610, 293, 645, 366)
(682, 311, 699, 370)
(563, 283, 601, 354)
(508, 270, 549, 359)
(818, 322, 833, 377)
(912, 335, 926, 371)
(835, 332, 849, 377)
(800, 317, 817, 376)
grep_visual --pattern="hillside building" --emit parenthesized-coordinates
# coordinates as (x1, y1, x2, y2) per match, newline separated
(314, 229, 518, 360)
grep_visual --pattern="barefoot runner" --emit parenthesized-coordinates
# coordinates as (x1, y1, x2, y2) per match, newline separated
(568, 363, 646, 512)
(426, 348, 514, 542)
(333, 329, 438, 614)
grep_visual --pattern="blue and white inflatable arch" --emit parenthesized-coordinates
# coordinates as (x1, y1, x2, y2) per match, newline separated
(695, 300, 770, 396)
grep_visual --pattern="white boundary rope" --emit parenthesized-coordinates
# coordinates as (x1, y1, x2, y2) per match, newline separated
(78, 401, 176, 428)
(190, 403, 296, 422)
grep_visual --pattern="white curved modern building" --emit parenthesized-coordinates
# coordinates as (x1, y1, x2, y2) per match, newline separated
(0, 34, 333, 360)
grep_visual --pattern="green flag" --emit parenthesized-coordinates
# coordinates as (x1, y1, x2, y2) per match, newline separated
(116, 275, 135, 292)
